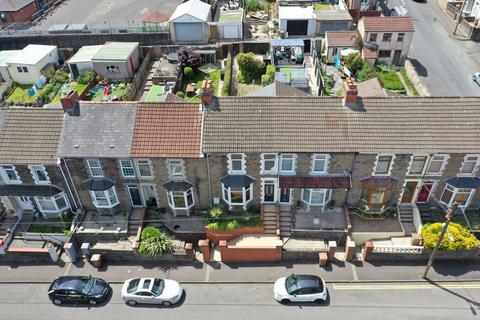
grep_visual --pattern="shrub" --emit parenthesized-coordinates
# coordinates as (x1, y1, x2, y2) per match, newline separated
(357, 62, 377, 83)
(139, 232, 174, 256)
(261, 64, 275, 86)
(208, 206, 224, 219)
(178, 46, 201, 69)
(237, 52, 265, 83)
(246, 0, 266, 11)
(422, 222, 480, 251)
(176, 91, 185, 98)
(183, 66, 193, 79)
(77, 71, 96, 85)
(344, 52, 363, 76)
(141, 226, 161, 240)
(222, 50, 232, 96)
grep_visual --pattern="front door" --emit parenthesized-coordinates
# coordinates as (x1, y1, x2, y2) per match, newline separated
(127, 185, 143, 207)
(141, 184, 158, 207)
(17, 197, 34, 211)
(416, 183, 433, 203)
(263, 181, 276, 202)
(400, 181, 418, 203)
(393, 50, 402, 65)
(280, 188, 291, 203)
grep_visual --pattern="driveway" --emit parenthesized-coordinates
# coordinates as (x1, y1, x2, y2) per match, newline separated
(388, 0, 480, 96)
(32, 0, 183, 30)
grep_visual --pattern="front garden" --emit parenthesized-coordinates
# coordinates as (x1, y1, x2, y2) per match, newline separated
(138, 226, 174, 256)
(206, 206, 262, 231)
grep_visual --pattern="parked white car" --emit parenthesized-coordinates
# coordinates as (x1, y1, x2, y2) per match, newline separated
(274, 274, 327, 304)
(121, 278, 183, 306)
(473, 72, 480, 86)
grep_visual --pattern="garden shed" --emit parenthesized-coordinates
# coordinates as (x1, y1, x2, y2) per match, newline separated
(67, 45, 102, 79)
(169, 0, 211, 43)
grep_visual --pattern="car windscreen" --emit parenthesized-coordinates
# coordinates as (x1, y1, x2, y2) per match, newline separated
(127, 279, 140, 293)
(80, 278, 96, 295)
(285, 276, 298, 295)
(151, 279, 165, 296)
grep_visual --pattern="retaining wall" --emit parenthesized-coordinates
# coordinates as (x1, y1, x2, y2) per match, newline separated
(404, 59, 431, 96)
(206, 226, 264, 244)
(219, 241, 282, 263)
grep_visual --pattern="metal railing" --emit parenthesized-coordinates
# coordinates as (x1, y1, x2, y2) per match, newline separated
(372, 245, 424, 254)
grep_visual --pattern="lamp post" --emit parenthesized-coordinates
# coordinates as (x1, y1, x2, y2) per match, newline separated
(453, 0, 467, 36)
(422, 202, 458, 279)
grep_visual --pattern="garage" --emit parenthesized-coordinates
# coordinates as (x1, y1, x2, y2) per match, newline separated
(223, 25, 240, 38)
(174, 22, 204, 42)
(218, 9, 243, 39)
(287, 20, 308, 36)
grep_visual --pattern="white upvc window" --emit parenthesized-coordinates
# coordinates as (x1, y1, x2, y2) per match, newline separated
(302, 188, 331, 206)
(311, 154, 329, 175)
(280, 154, 296, 174)
(440, 184, 475, 208)
(228, 153, 246, 174)
(260, 153, 278, 174)
(35, 192, 69, 214)
(459, 155, 480, 176)
(90, 187, 119, 208)
(136, 159, 153, 179)
(86, 159, 103, 177)
(167, 159, 185, 180)
(119, 159, 136, 178)
(408, 155, 428, 175)
(29, 165, 50, 184)
(167, 188, 195, 210)
(222, 183, 253, 209)
(0, 165, 21, 184)
(426, 154, 448, 176)
(374, 154, 394, 175)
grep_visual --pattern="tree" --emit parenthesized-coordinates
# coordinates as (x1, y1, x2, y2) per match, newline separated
(344, 52, 363, 76)
(236, 52, 265, 83)
(178, 46, 201, 69)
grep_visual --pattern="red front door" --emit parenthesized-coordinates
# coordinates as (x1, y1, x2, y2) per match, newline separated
(416, 183, 433, 203)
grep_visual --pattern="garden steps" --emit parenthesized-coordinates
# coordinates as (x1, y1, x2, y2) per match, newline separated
(230, 234, 283, 247)
(398, 204, 416, 236)
(262, 204, 279, 235)
(279, 206, 293, 238)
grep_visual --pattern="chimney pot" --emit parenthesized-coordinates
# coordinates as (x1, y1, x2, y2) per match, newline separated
(343, 78, 358, 107)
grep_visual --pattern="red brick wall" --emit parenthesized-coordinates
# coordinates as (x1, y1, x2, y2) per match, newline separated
(219, 245, 282, 263)
(206, 226, 264, 244)
(4, 2, 38, 24)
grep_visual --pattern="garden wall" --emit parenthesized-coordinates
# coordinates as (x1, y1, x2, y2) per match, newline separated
(292, 229, 347, 244)
(219, 241, 282, 263)
(365, 248, 480, 262)
(352, 231, 405, 245)
(206, 226, 264, 244)
(89, 247, 193, 263)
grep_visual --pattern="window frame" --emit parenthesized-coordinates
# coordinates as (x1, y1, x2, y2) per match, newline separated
(279, 154, 296, 174)
(373, 154, 394, 176)
(378, 50, 391, 58)
(135, 159, 153, 179)
(382, 33, 392, 42)
(119, 159, 136, 178)
(458, 154, 480, 176)
(28, 165, 50, 185)
(0, 165, 21, 184)
(167, 188, 195, 210)
(227, 153, 246, 174)
(301, 188, 331, 206)
(369, 33, 377, 42)
(311, 154, 329, 175)
(260, 153, 278, 175)
(397, 32, 405, 42)
(408, 155, 429, 176)
(222, 182, 253, 209)
(86, 159, 103, 178)
(166, 159, 185, 181)
(440, 184, 475, 208)
(362, 188, 388, 205)
(425, 154, 448, 176)
(90, 187, 119, 208)
(34, 192, 70, 214)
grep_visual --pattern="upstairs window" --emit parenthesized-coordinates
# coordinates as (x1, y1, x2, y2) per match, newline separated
(29, 165, 50, 184)
(369, 33, 377, 42)
(382, 33, 392, 42)
(86, 159, 103, 177)
(280, 154, 296, 174)
(426, 155, 448, 176)
(459, 155, 479, 176)
(119, 160, 136, 178)
(0, 165, 21, 184)
(397, 33, 405, 42)
(261, 153, 278, 174)
(136, 159, 153, 179)
(374, 155, 393, 175)
(167, 159, 185, 180)
(228, 153, 245, 174)
(311, 154, 329, 175)
(408, 156, 428, 175)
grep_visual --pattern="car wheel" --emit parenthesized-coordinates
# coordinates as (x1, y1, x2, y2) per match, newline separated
(281, 299, 291, 304)
(88, 300, 97, 305)
(162, 300, 172, 307)
(53, 299, 62, 305)
(315, 299, 325, 304)
(126, 300, 137, 306)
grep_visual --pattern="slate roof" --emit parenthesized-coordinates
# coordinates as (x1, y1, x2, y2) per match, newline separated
(325, 31, 358, 47)
(0, 108, 64, 165)
(0, 0, 33, 12)
(315, 8, 353, 21)
(357, 77, 386, 97)
(247, 81, 309, 97)
(131, 102, 203, 158)
(360, 16, 415, 32)
(0, 184, 62, 197)
(203, 96, 480, 154)
(58, 102, 137, 158)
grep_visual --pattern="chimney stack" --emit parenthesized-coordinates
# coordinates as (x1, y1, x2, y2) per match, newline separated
(343, 78, 358, 107)
(200, 79, 216, 110)
(60, 90, 80, 115)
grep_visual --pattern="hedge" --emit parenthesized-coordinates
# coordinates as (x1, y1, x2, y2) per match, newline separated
(422, 222, 480, 251)
(222, 50, 232, 96)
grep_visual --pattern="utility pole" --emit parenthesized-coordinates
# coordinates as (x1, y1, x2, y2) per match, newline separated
(453, 0, 467, 36)
(422, 202, 458, 279)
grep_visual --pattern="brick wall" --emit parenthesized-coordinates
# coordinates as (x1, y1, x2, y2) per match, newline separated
(219, 242, 282, 263)
(4, 2, 37, 24)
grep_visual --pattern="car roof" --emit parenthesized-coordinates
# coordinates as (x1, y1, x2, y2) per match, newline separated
(130, 278, 160, 292)
(292, 275, 321, 289)
(53, 276, 90, 290)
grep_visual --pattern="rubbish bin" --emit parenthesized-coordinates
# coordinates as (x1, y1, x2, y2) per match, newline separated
(90, 254, 102, 268)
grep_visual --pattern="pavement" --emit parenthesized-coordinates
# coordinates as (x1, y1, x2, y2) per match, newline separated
(1, 281, 479, 319)
(387, 0, 480, 96)
(1, 257, 480, 284)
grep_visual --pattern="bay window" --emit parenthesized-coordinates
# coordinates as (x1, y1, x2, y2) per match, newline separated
(222, 183, 253, 208)
(408, 156, 428, 175)
(311, 154, 329, 175)
(167, 188, 194, 210)
(440, 184, 475, 208)
(280, 154, 296, 174)
(362, 188, 387, 205)
(302, 188, 331, 206)
(35, 193, 69, 214)
(90, 187, 119, 208)
(261, 153, 278, 174)
(119, 159, 136, 178)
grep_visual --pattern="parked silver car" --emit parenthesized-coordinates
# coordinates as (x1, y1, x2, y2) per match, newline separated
(121, 278, 183, 306)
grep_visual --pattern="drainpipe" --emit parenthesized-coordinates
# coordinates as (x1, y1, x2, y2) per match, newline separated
(206, 153, 213, 206)
(58, 158, 77, 211)
(63, 159, 83, 209)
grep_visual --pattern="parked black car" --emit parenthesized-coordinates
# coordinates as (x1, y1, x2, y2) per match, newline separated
(48, 276, 110, 305)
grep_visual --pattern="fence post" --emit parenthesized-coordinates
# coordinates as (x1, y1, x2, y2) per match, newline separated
(328, 241, 337, 261)
(345, 237, 356, 262)
(198, 239, 210, 263)
(362, 241, 374, 262)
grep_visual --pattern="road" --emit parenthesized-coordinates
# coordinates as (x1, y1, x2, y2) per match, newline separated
(388, 0, 480, 96)
(1, 282, 479, 320)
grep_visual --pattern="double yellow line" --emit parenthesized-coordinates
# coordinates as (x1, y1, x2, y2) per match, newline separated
(333, 282, 480, 290)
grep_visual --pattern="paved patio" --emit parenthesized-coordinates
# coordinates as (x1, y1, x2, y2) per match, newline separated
(77, 209, 129, 233)
(293, 207, 346, 230)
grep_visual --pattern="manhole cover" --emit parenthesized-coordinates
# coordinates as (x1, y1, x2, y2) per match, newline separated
(313, 218, 320, 224)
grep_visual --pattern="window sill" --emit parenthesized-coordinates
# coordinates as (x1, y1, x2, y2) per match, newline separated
(260, 171, 278, 175)
(94, 203, 120, 209)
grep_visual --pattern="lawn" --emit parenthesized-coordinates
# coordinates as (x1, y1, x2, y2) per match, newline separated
(313, 3, 331, 10)
(146, 84, 166, 102)
(376, 67, 407, 95)
(400, 67, 419, 96)
(181, 68, 220, 102)
(5, 85, 38, 104)
(91, 83, 129, 101)
(48, 82, 89, 106)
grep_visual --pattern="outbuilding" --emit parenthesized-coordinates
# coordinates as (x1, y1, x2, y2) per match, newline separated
(278, 5, 316, 37)
(217, 9, 243, 39)
(67, 45, 102, 79)
(169, 0, 211, 43)
(91, 42, 140, 81)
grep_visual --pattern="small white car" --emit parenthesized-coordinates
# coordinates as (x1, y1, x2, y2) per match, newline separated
(473, 72, 480, 86)
(274, 274, 327, 304)
(121, 278, 183, 306)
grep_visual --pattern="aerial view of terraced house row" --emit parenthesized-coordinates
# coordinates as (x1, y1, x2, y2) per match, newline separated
(0, 84, 479, 264)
